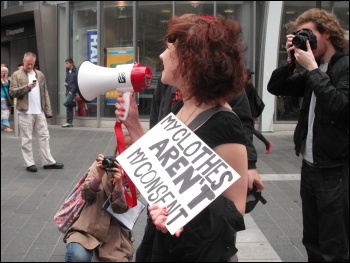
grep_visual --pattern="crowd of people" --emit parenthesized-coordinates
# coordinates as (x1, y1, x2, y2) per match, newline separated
(1, 7, 348, 262)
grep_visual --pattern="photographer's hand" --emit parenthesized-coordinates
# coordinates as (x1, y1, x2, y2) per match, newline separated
(110, 163, 123, 190)
(293, 41, 318, 71)
(95, 154, 105, 181)
(286, 34, 295, 62)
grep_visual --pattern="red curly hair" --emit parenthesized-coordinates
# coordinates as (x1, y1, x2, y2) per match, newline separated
(165, 14, 247, 106)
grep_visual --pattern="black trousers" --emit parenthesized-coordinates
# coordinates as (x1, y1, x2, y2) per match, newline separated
(301, 160, 349, 262)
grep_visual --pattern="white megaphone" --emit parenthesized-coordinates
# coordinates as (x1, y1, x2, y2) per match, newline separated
(77, 60, 153, 120)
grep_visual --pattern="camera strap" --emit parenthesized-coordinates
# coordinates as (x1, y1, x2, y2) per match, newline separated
(114, 120, 138, 208)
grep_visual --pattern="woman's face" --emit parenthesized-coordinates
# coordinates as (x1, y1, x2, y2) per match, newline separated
(159, 42, 180, 87)
(1, 70, 8, 78)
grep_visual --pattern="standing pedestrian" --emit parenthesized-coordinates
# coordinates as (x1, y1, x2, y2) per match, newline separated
(10, 52, 64, 173)
(268, 8, 349, 262)
(1, 66, 13, 132)
(244, 69, 273, 154)
(17, 63, 24, 71)
(62, 58, 77, 128)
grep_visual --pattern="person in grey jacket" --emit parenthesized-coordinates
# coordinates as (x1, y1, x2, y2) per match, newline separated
(10, 52, 64, 173)
(267, 8, 348, 262)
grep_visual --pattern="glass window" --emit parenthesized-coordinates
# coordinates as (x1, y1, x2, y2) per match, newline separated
(320, 1, 349, 31)
(101, 1, 133, 118)
(8, 1, 20, 8)
(217, 2, 256, 84)
(136, 1, 172, 118)
(71, 1, 97, 117)
(320, 1, 349, 53)
(175, 1, 214, 16)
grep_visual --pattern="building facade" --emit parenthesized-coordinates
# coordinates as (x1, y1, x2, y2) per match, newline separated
(1, 1, 349, 131)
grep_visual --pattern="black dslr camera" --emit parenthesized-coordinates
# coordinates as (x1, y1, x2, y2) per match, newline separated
(292, 28, 317, 51)
(102, 156, 118, 171)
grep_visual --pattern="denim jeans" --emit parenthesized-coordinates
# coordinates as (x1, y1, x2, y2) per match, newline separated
(65, 242, 93, 262)
(63, 93, 76, 124)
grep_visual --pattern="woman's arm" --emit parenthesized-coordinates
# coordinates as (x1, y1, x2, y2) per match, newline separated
(214, 143, 248, 215)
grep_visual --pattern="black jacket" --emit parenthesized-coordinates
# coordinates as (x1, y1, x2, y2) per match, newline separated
(65, 65, 78, 94)
(229, 92, 258, 169)
(149, 78, 178, 129)
(244, 82, 258, 118)
(268, 51, 349, 167)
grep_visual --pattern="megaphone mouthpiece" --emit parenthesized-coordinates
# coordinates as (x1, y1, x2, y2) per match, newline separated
(130, 62, 153, 92)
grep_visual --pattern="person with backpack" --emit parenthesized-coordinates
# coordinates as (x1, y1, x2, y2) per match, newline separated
(244, 69, 273, 154)
(63, 140, 135, 262)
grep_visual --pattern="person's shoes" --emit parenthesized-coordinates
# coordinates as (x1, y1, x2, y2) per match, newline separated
(2, 126, 13, 132)
(264, 142, 273, 154)
(26, 165, 38, 172)
(43, 163, 64, 169)
(230, 253, 239, 262)
(62, 123, 73, 128)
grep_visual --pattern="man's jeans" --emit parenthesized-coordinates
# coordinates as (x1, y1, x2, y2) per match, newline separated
(301, 161, 349, 262)
(65, 242, 93, 262)
(63, 93, 76, 124)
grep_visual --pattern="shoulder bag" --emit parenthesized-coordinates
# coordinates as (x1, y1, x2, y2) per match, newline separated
(253, 89, 265, 117)
(54, 172, 88, 233)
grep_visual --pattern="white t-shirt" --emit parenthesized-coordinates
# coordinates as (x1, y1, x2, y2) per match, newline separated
(26, 72, 42, 114)
(302, 63, 328, 163)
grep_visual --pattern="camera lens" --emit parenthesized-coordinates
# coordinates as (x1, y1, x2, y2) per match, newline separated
(102, 159, 112, 169)
(102, 156, 117, 170)
(292, 35, 304, 48)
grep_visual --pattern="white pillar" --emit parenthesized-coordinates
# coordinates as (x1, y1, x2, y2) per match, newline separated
(261, 1, 283, 132)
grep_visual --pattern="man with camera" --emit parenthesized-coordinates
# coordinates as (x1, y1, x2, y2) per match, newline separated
(267, 8, 349, 262)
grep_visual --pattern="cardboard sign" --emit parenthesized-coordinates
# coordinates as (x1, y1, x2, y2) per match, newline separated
(116, 113, 241, 235)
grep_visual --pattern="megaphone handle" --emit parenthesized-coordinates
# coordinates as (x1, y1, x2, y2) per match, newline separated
(118, 91, 131, 121)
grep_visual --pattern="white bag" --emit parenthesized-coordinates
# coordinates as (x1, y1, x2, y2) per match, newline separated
(1, 108, 10, 120)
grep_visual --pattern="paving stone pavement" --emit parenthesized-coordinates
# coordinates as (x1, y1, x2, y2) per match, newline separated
(1, 124, 307, 262)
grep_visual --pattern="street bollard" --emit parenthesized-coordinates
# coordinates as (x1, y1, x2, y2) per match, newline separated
(13, 98, 20, 137)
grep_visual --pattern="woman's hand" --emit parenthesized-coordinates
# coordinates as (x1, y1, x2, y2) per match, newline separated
(149, 204, 168, 233)
(248, 169, 264, 192)
(115, 92, 140, 124)
(115, 92, 144, 143)
(148, 204, 184, 237)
